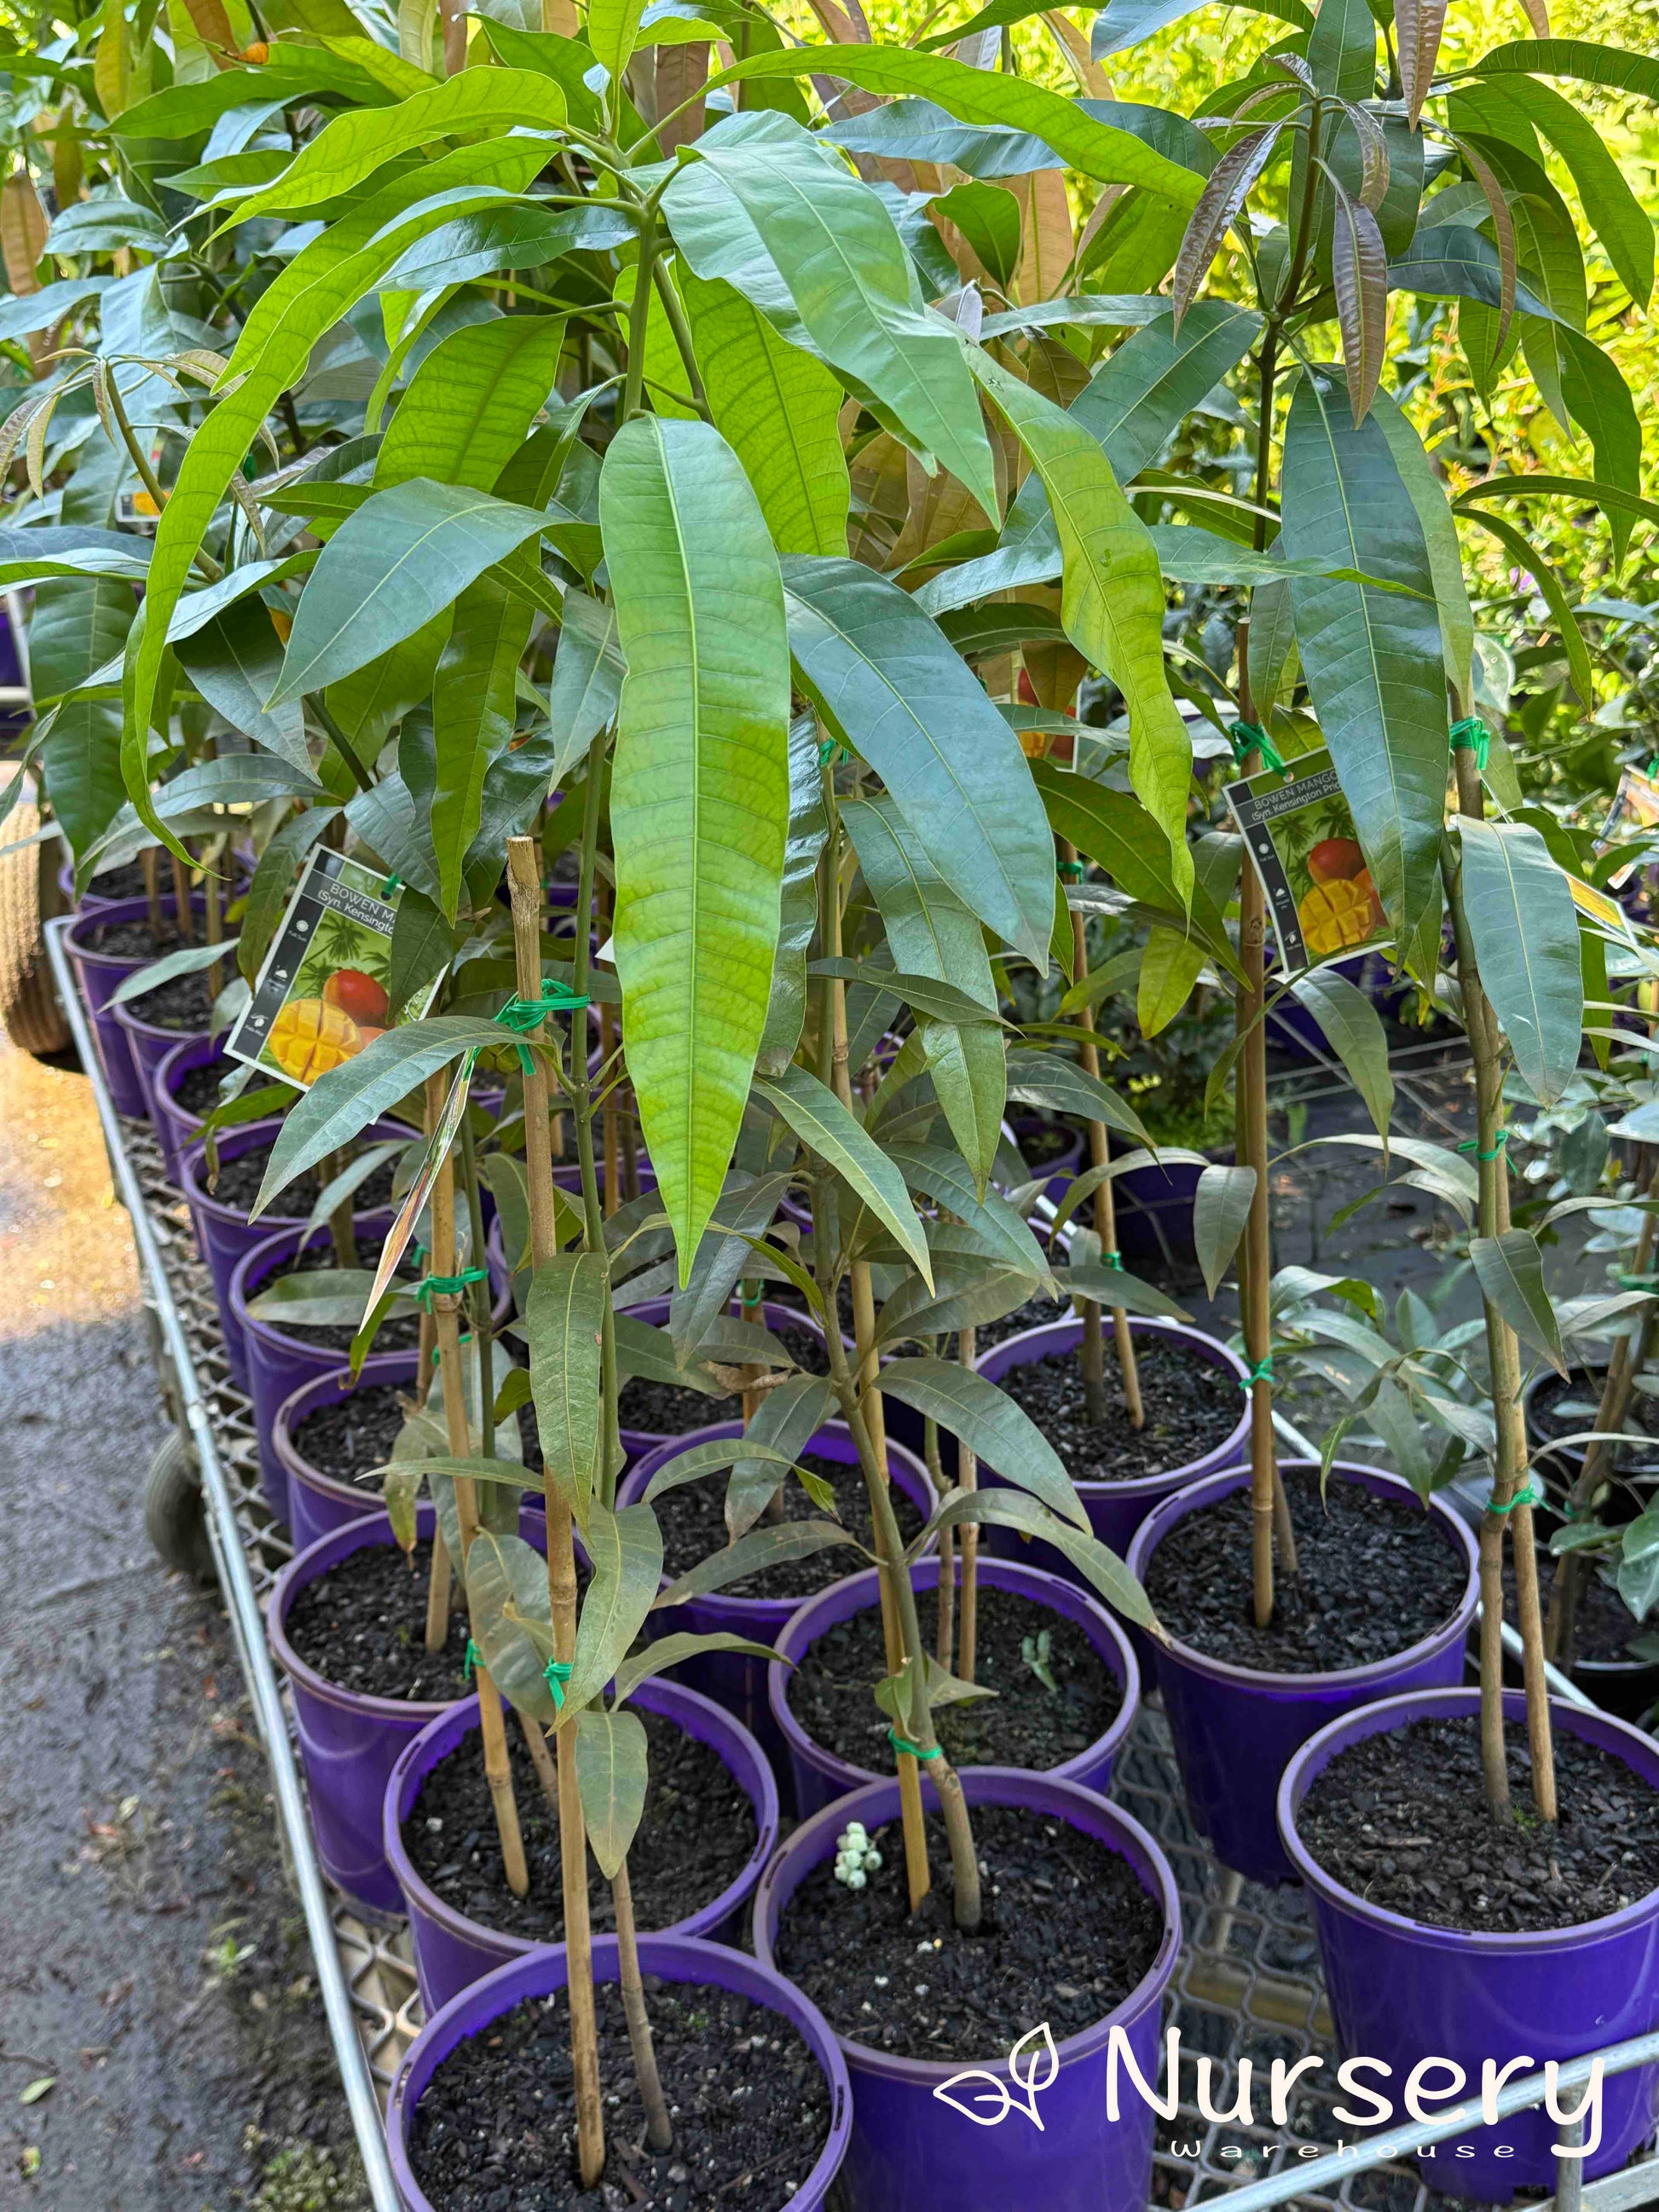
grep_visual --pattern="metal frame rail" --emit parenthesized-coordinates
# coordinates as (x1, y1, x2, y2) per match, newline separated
(40, 921, 1659, 2212)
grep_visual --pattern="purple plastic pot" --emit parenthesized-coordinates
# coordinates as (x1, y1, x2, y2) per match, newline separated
(974, 1317, 1251, 1574)
(275, 1352, 425, 1555)
(180, 1117, 409, 1396)
(386, 1933, 853, 2212)
(1109, 1137, 1211, 1268)
(268, 1507, 480, 1915)
(1280, 1687, 1659, 2200)
(151, 1034, 230, 1190)
(1267, 950, 1398, 1060)
(1009, 1112, 1085, 1203)
(615, 1295, 826, 1464)
(620, 1420, 937, 1783)
(64, 895, 205, 1118)
(753, 1766, 1181, 2212)
(234, 1227, 507, 1528)
(384, 1675, 780, 2012)
(59, 852, 251, 916)
(109, 993, 210, 1135)
(1127, 1461, 1481, 1885)
(768, 1553, 1141, 1819)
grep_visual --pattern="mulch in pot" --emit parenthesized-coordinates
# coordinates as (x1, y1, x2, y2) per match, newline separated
(1142, 1470, 1466, 1674)
(972, 1291, 1072, 1351)
(407, 1974, 833, 2212)
(1502, 1550, 1645, 1666)
(291, 1382, 412, 1486)
(81, 860, 157, 901)
(997, 1335, 1239, 1481)
(402, 1708, 757, 1942)
(652, 1452, 923, 1603)
(1297, 1712, 1659, 1934)
(84, 915, 198, 960)
(787, 1581, 1120, 1772)
(283, 1537, 469, 1701)
(123, 968, 217, 1031)
(254, 1242, 424, 1354)
(206, 1134, 402, 1216)
(774, 1802, 1163, 2060)
(1529, 1368, 1659, 1452)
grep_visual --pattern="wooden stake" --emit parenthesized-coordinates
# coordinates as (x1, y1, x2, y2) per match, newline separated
(1061, 840, 1142, 1427)
(521, 1712, 561, 1816)
(419, 1077, 448, 1647)
(142, 848, 163, 938)
(204, 858, 225, 1002)
(957, 1325, 979, 1684)
(506, 835, 606, 2189)
(169, 850, 194, 941)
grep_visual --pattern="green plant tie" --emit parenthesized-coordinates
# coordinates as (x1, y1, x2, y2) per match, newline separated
(464, 1638, 482, 1682)
(818, 737, 848, 769)
(1620, 1273, 1659, 1290)
(1228, 720, 1286, 774)
(381, 871, 402, 897)
(1456, 1129, 1509, 1163)
(1057, 859, 1085, 882)
(544, 1659, 572, 1710)
(429, 1332, 472, 1368)
(494, 982, 591, 1075)
(1101, 1250, 1124, 1271)
(887, 1728, 942, 1763)
(1450, 717, 1490, 771)
(1488, 1481, 1546, 1516)
(413, 1268, 489, 1308)
(1647, 756, 1659, 783)
(1240, 1356, 1275, 1391)
(738, 1285, 765, 1309)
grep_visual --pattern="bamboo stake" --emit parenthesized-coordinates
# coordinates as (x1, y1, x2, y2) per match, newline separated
(169, 850, 194, 941)
(431, 1149, 529, 1894)
(142, 847, 163, 937)
(957, 1324, 979, 1683)
(506, 834, 606, 2188)
(1060, 839, 1142, 1427)
(419, 1076, 450, 1650)
(521, 1712, 561, 1816)
(203, 855, 224, 1002)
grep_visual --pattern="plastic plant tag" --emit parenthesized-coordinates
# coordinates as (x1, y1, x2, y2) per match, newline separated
(224, 849, 442, 1084)
(361, 1048, 477, 1325)
(1223, 746, 1389, 975)
(1595, 764, 1659, 887)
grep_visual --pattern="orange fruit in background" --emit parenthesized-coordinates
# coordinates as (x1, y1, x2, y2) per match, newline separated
(1298, 874, 1384, 956)
(240, 40, 268, 60)
(322, 967, 390, 1025)
(1307, 837, 1367, 884)
(268, 998, 362, 1083)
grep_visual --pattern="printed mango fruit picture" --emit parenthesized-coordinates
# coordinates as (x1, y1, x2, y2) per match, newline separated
(267, 969, 390, 1083)
(1297, 838, 1385, 956)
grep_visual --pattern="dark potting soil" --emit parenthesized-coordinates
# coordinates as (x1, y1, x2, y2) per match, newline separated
(1297, 1712, 1659, 1934)
(787, 1581, 1121, 1772)
(206, 1135, 402, 1216)
(775, 1802, 1164, 2060)
(291, 1381, 412, 1485)
(255, 1241, 424, 1354)
(124, 967, 217, 1031)
(1142, 1471, 1468, 1673)
(407, 1975, 832, 2212)
(1015, 1118, 1081, 1171)
(1503, 1551, 1644, 1666)
(402, 1707, 757, 1941)
(1530, 1369, 1659, 1465)
(86, 916, 199, 961)
(997, 1336, 1239, 1481)
(973, 1293, 1072, 1351)
(82, 860, 155, 901)
(614, 1322, 830, 1439)
(171, 1056, 229, 1117)
(283, 1538, 469, 1701)
(652, 1453, 924, 1602)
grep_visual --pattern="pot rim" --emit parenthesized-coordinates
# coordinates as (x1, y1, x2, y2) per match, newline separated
(619, 1418, 937, 1620)
(766, 1553, 1141, 1792)
(274, 1351, 425, 1505)
(235, 1223, 506, 1364)
(153, 1032, 228, 1139)
(384, 1932, 854, 2212)
(974, 1314, 1251, 1497)
(1125, 1460, 1481, 1696)
(182, 1117, 414, 1233)
(381, 1673, 781, 1960)
(64, 893, 207, 966)
(1277, 1684, 1659, 1950)
(268, 1507, 468, 1724)
(751, 1764, 1182, 2086)
(108, 994, 212, 1049)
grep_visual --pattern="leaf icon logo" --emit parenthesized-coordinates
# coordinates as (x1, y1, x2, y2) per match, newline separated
(934, 2024, 1056, 2130)
(933, 2071, 1013, 2128)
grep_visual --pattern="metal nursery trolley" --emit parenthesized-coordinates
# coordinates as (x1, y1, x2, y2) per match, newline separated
(43, 915, 1659, 2212)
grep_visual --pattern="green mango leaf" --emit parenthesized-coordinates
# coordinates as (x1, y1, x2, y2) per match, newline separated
(113, 936, 244, 1006)
(429, 580, 536, 921)
(1471, 1228, 1567, 1376)
(1084, 0, 1309, 57)
(246, 1268, 417, 1328)
(112, 47, 395, 136)
(468, 1528, 563, 1723)
(384, 202, 634, 292)
(1280, 364, 1448, 936)
(666, 1170, 797, 1364)
(969, 348, 1194, 904)
(754, 1064, 933, 1285)
(1138, 926, 1205, 1036)
(825, 96, 1063, 178)
(613, 1312, 725, 1394)
(1058, 1262, 1194, 1322)
(567, 1499, 664, 1712)
(879, 1356, 1086, 1529)
(526, 1251, 609, 1528)
(887, 1142, 1050, 1283)
(1367, 391, 1473, 707)
(782, 556, 1055, 966)
(1194, 1162, 1256, 1298)
(574, 1707, 650, 1879)
(0, 275, 117, 345)
(1287, 967, 1394, 1136)
(680, 266, 850, 558)
(376, 314, 569, 494)
(758, 713, 829, 1075)
(546, 589, 623, 784)
(726, 1372, 836, 1539)
(658, 1518, 864, 1605)
(1459, 819, 1583, 1109)
(176, 598, 309, 772)
(920, 1485, 1157, 1630)
(1003, 1049, 1150, 1146)
(613, 1630, 787, 1703)
(32, 576, 133, 862)
(600, 416, 790, 1279)
(226, 69, 569, 225)
(1616, 1510, 1659, 1624)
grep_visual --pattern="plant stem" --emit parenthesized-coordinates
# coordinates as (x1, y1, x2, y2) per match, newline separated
(432, 1138, 529, 1896)
(598, 876, 621, 1218)
(421, 1079, 451, 1646)
(170, 850, 194, 942)
(203, 848, 224, 1002)
(1442, 750, 1558, 1822)
(104, 366, 222, 581)
(957, 1323, 979, 1682)
(611, 1858, 673, 2154)
(621, 213, 659, 427)
(459, 1112, 495, 1458)
(505, 834, 606, 2188)
(925, 1411, 956, 1669)
(1061, 839, 1142, 1427)
(326, 1146, 359, 1271)
(142, 846, 162, 936)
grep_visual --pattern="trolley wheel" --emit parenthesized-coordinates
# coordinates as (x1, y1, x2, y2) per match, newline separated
(144, 1431, 215, 1581)
(0, 766, 68, 1057)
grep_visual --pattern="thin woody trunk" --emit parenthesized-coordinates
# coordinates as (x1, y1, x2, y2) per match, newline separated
(1443, 744, 1558, 1822)
(420, 1077, 451, 1652)
(203, 858, 225, 1003)
(170, 850, 194, 941)
(957, 1325, 979, 1683)
(925, 1412, 956, 1670)
(142, 847, 163, 938)
(506, 835, 606, 2188)
(611, 1859, 673, 2154)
